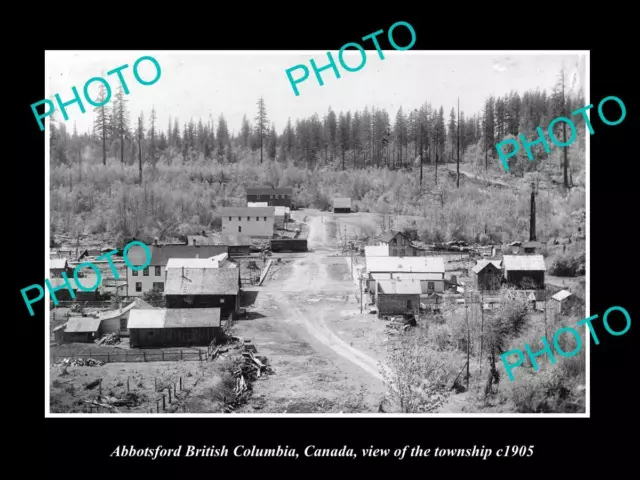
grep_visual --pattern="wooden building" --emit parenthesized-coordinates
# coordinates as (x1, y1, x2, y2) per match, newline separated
(165, 267, 241, 318)
(60, 317, 101, 343)
(472, 260, 503, 291)
(365, 256, 445, 292)
(50, 258, 70, 278)
(97, 298, 156, 338)
(378, 231, 416, 257)
(502, 255, 546, 289)
(219, 207, 275, 237)
(246, 186, 293, 207)
(333, 197, 352, 213)
(373, 278, 422, 316)
(186, 233, 252, 257)
(522, 241, 543, 254)
(127, 308, 222, 348)
(125, 244, 228, 297)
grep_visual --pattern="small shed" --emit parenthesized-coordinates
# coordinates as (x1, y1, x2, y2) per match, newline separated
(374, 278, 422, 316)
(333, 197, 352, 213)
(62, 317, 101, 343)
(128, 308, 222, 348)
(50, 258, 70, 278)
(550, 289, 580, 316)
(472, 259, 503, 291)
(522, 241, 543, 254)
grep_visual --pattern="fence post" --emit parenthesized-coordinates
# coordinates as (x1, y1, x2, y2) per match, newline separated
(156, 400, 160, 413)
(179, 377, 182, 391)
(162, 351, 164, 361)
(199, 352, 202, 363)
(107, 352, 110, 363)
(154, 378, 157, 391)
(162, 395, 166, 410)
(98, 379, 102, 398)
(143, 352, 146, 362)
(167, 387, 172, 404)
(127, 377, 130, 392)
(180, 350, 183, 361)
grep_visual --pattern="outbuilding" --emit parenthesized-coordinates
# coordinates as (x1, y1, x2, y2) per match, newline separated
(127, 308, 222, 348)
(472, 259, 503, 291)
(333, 197, 352, 213)
(502, 255, 546, 289)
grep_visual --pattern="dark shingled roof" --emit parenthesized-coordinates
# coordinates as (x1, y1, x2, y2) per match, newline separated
(126, 244, 228, 267)
(219, 207, 275, 217)
(379, 231, 401, 243)
(246, 186, 293, 196)
(165, 267, 240, 295)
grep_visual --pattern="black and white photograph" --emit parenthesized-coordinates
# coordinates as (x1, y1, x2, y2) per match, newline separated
(45, 50, 588, 416)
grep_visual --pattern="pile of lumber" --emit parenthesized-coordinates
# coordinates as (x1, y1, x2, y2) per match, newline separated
(385, 316, 415, 335)
(95, 333, 120, 345)
(223, 338, 274, 413)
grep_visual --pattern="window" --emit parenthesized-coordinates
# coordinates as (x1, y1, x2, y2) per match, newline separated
(220, 298, 225, 303)
(393, 239, 397, 245)
(427, 281, 435, 293)
(401, 237, 405, 246)
(229, 216, 232, 221)
(256, 217, 259, 221)
(132, 269, 138, 276)
(247, 217, 250, 221)
(264, 216, 267, 221)
(155, 266, 161, 276)
(153, 282, 164, 291)
(135, 282, 142, 292)
(143, 267, 149, 276)
(407, 299, 413, 309)
(120, 318, 127, 332)
(238, 216, 241, 221)
(238, 226, 242, 232)
(257, 194, 261, 200)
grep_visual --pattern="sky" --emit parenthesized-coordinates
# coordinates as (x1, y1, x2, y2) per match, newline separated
(45, 51, 586, 136)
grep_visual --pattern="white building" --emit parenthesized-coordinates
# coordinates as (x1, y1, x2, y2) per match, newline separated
(219, 207, 275, 237)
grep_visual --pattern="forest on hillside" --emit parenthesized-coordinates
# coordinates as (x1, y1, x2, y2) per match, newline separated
(49, 67, 586, 249)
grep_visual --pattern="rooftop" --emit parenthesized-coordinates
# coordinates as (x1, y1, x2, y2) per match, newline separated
(502, 255, 546, 272)
(166, 253, 229, 270)
(126, 244, 229, 267)
(551, 290, 573, 302)
(364, 245, 389, 257)
(50, 258, 68, 270)
(219, 207, 275, 217)
(128, 308, 222, 329)
(186, 233, 252, 247)
(366, 256, 445, 274)
(65, 317, 101, 333)
(472, 259, 503, 274)
(333, 197, 352, 208)
(376, 278, 423, 294)
(246, 186, 293, 195)
(378, 231, 401, 243)
(165, 267, 240, 295)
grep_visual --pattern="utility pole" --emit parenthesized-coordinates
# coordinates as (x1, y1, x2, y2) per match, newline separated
(530, 182, 537, 241)
(457, 97, 460, 188)
(465, 304, 470, 390)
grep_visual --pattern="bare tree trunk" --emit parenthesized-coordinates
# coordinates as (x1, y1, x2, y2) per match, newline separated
(457, 97, 460, 188)
(138, 140, 143, 184)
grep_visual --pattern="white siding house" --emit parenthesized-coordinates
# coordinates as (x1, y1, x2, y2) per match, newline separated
(219, 207, 275, 237)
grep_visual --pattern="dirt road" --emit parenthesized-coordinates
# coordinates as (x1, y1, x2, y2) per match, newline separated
(234, 211, 389, 412)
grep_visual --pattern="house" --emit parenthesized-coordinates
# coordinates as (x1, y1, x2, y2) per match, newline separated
(219, 207, 275, 237)
(165, 267, 241, 318)
(365, 256, 445, 293)
(522, 241, 543, 254)
(364, 245, 389, 257)
(472, 260, 503, 291)
(50, 258, 70, 278)
(48, 276, 105, 302)
(378, 231, 416, 257)
(333, 197, 352, 213)
(186, 233, 252, 257)
(550, 289, 581, 316)
(61, 317, 101, 343)
(246, 186, 293, 207)
(125, 244, 229, 297)
(128, 308, 222, 348)
(373, 278, 422, 316)
(502, 255, 546, 289)
(97, 298, 156, 338)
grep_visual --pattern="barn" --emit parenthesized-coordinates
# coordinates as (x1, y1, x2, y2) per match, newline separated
(128, 308, 222, 348)
(333, 197, 352, 213)
(472, 259, 503, 291)
(502, 255, 546, 289)
(374, 278, 422, 316)
(164, 267, 241, 318)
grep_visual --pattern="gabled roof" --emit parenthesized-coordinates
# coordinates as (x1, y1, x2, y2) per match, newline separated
(165, 267, 239, 295)
(219, 207, 275, 217)
(65, 317, 101, 333)
(502, 255, 546, 271)
(166, 253, 228, 270)
(333, 197, 352, 208)
(366, 256, 445, 274)
(393, 273, 444, 281)
(246, 186, 293, 196)
(127, 308, 222, 329)
(472, 259, 502, 274)
(378, 231, 401, 243)
(551, 290, 572, 302)
(186, 233, 252, 247)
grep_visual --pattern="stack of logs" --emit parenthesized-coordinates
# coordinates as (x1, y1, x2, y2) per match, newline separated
(223, 338, 274, 413)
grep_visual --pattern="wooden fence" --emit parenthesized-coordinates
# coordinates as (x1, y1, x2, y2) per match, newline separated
(52, 349, 206, 364)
